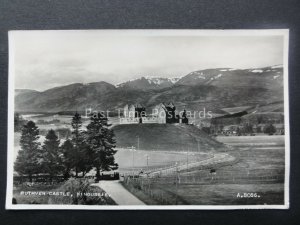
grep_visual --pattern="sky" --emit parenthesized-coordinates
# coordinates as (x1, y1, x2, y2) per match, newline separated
(10, 30, 284, 91)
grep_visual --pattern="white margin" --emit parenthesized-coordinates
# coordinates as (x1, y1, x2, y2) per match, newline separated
(6, 29, 290, 210)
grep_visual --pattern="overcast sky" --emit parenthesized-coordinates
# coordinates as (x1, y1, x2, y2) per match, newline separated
(10, 30, 284, 91)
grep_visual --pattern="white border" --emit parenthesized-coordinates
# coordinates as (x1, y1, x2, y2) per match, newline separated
(6, 29, 290, 210)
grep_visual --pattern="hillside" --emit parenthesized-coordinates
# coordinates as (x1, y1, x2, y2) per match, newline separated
(15, 65, 284, 113)
(113, 123, 226, 152)
(177, 66, 283, 90)
(15, 89, 39, 97)
(15, 81, 116, 112)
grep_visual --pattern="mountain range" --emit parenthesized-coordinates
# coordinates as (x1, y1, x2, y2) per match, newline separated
(116, 76, 181, 90)
(15, 65, 284, 114)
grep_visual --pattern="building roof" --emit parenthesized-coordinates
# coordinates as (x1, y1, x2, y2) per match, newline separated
(134, 103, 144, 108)
(127, 103, 145, 109)
(274, 124, 284, 129)
(221, 106, 253, 115)
(161, 102, 175, 109)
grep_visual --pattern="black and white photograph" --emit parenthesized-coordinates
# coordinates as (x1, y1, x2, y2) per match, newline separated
(6, 29, 289, 209)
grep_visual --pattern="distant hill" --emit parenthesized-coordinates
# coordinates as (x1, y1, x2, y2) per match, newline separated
(15, 89, 39, 96)
(15, 65, 284, 113)
(113, 123, 226, 152)
(15, 82, 116, 112)
(176, 66, 283, 91)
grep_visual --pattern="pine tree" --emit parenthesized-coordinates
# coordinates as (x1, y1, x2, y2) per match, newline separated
(71, 112, 89, 177)
(86, 113, 118, 180)
(41, 129, 63, 180)
(60, 139, 74, 179)
(14, 113, 26, 132)
(14, 121, 41, 182)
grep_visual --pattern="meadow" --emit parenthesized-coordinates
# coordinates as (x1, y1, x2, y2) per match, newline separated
(122, 135, 285, 205)
(115, 148, 213, 173)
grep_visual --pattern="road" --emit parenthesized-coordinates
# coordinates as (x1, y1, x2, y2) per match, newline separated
(92, 152, 235, 205)
(146, 152, 236, 177)
(92, 180, 145, 205)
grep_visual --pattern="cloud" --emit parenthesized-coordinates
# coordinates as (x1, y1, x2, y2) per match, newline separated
(11, 31, 284, 91)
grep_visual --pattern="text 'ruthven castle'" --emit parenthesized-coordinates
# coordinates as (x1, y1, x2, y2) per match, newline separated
(120, 103, 188, 124)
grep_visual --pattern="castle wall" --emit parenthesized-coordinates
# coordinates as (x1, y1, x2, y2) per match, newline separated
(142, 117, 159, 124)
(123, 105, 129, 118)
(121, 103, 186, 125)
(141, 116, 166, 124)
(119, 117, 140, 124)
(128, 105, 136, 118)
(152, 105, 167, 124)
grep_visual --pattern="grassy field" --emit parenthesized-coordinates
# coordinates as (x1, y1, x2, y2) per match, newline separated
(216, 135, 285, 146)
(114, 123, 225, 152)
(115, 149, 212, 173)
(122, 135, 285, 205)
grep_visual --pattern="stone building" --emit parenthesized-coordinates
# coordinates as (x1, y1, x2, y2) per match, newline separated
(120, 102, 188, 124)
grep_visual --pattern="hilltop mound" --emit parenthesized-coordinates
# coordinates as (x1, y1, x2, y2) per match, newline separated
(113, 123, 225, 152)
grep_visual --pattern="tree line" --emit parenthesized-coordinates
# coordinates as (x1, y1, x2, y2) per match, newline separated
(14, 112, 118, 182)
(206, 122, 279, 135)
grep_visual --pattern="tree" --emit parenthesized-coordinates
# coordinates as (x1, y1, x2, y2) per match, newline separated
(236, 126, 242, 136)
(201, 127, 210, 134)
(243, 123, 253, 134)
(41, 129, 63, 180)
(71, 112, 90, 177)
(60, 139, 74, 179)
(14, 113, 26, 132)
(264, 123, 276, 135)
(14, 121, 41, 182)
(86, 113, 118, 180)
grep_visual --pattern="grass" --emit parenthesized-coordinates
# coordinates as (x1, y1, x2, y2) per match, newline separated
(115, 149, 212, 172)
(122, 135, 285, 205)
(13, 178, 116, 205)
(13, 183, 61, 204)
(114, 123, 225, 152)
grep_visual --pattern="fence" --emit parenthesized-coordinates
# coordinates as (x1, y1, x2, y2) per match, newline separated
(122, 167, 284, 205)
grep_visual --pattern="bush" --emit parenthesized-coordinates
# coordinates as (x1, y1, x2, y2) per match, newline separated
(264, 124, 276, 135)
(48, 178, 116, 205)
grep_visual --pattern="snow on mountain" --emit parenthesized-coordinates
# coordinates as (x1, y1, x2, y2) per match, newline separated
(251, 69, 264, 73)
(271, 64, 283, 69)
(215, 74, 222, 79)
(15, 65, 284, 113)
(175, 65, 284, 88)
(273, 75, 280, 79)
(116, 76, 182, 90)
(168, 77, 182, 84)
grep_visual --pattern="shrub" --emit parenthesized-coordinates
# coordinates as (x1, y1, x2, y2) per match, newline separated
(48, 178, 115, 205)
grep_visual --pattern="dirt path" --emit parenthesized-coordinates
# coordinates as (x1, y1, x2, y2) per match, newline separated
(92, 180, 145, 205)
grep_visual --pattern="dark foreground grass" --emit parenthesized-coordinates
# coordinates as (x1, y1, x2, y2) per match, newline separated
(13, 178, 116, 205)
(13, 183, 61, 204)
(122, 177, 283, 205)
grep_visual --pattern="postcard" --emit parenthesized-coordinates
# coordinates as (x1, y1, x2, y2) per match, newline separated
(6, 29, 289, 209)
